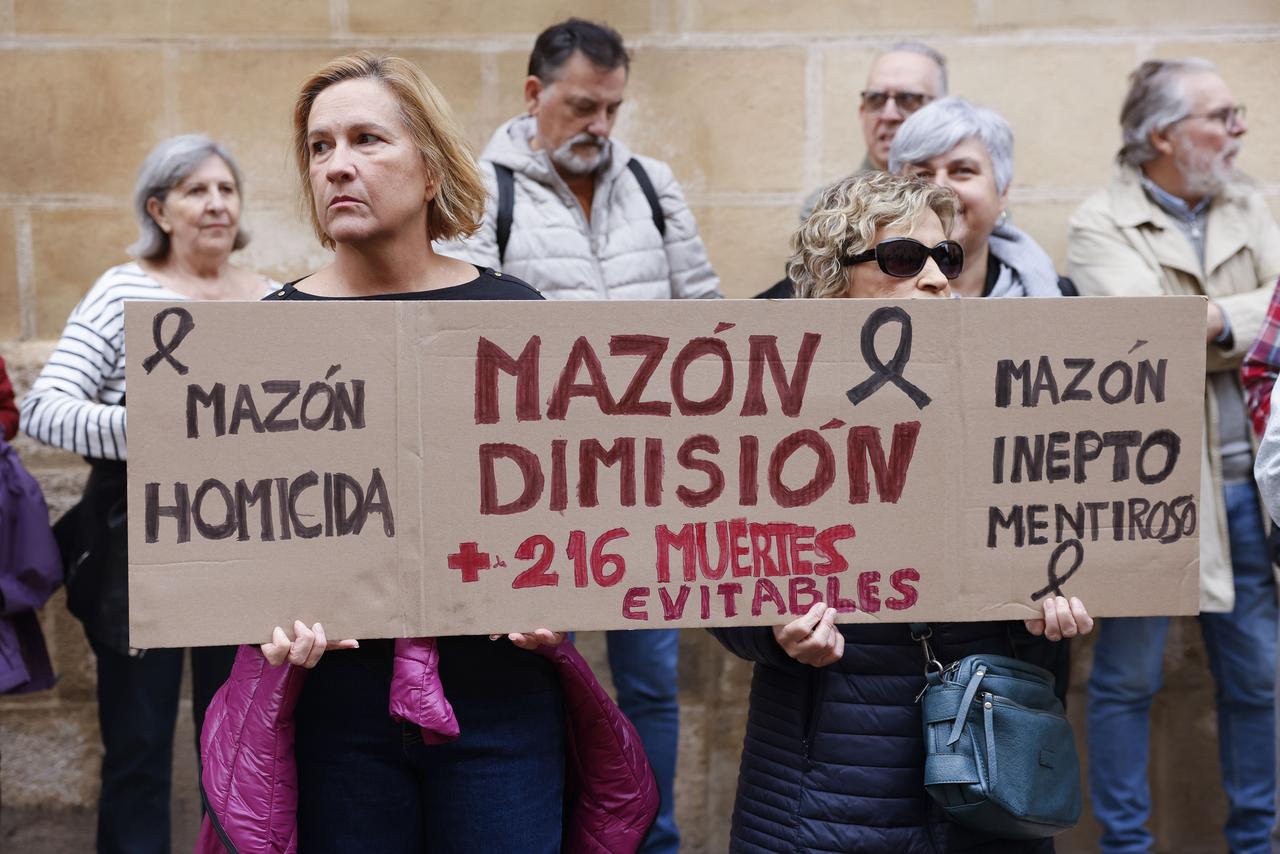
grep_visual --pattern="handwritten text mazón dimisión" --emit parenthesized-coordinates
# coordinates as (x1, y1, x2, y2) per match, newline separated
(145, 324, 1191, 622)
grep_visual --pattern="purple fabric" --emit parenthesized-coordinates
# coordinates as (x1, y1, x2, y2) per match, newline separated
(535, 641, 661, 854)
(389, 637, 459, 744)
(197, 638, 658, 854)
(198, 645, 305, 854)
(0, 441, 61, 694)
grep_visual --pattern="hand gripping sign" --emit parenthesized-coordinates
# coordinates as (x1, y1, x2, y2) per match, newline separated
(125, 297, 1206, 647)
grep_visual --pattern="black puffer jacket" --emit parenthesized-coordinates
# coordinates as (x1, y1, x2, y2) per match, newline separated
(711, 622, 1067, 853)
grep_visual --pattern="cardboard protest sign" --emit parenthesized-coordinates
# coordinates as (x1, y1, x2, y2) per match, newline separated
(125, 296, 1205, 647)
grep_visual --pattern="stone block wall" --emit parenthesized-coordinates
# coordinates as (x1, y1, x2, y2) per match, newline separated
(2, 2, 1278, 851)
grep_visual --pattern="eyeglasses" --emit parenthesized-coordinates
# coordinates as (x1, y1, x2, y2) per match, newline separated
(842, 237, 964, 280)
(860, 90, 933, 115)
(1179, 104, 1247, 129)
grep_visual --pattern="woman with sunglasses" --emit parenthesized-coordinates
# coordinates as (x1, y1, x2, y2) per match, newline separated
(889, 97, 1076, 298)
(712, 171, 1092, 853)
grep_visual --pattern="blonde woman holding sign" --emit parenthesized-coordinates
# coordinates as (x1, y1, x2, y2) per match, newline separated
(711, 171, 1093, 854)
(194, 53, 655, 854)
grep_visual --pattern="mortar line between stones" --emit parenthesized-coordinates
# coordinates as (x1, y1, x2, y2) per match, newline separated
(678, 183, 1280, 207)
(674, 0, 694, 35)
(1, 24, 1278, 52)
(0, 194, 121, 208)
(0, 182, 1276, 215)
(803, 47, 823, 194)
(972, 0, 995, 30)
(650, 0, 671, 34)
(480, 51, 500, 131)
(329, 0, 349, 38)
(162, 43, 179, 137)
(15, 208, 35, 340)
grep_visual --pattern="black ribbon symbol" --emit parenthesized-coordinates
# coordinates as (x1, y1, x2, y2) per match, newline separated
(845, 306, 931, 409)
(142, 307, 195, 375)
(1032, 539, 1084, 601)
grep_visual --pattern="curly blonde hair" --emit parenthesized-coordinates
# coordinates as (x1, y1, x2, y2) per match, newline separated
(789, 172, 959, 299)
(293, 52, 487, 247)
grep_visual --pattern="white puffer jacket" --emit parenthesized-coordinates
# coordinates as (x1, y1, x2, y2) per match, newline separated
(438, 115, 720, 301)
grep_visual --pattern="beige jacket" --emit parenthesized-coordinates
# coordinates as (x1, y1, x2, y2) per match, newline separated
(1068, 166, 1280, 612)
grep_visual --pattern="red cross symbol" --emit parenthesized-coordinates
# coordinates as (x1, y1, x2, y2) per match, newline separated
(448, 541, 491, 583)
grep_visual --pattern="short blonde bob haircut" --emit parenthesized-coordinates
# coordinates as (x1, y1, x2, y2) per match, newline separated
(293, 52, 487, 247)
(788, 171, 959, 300)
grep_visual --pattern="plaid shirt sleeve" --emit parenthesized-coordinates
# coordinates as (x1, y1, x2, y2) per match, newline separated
(1242, 278, 1280, 438)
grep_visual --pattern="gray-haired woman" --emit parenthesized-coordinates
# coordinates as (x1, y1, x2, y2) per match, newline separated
(20, 133, 275, 853)
(889, 96, 1075, 298)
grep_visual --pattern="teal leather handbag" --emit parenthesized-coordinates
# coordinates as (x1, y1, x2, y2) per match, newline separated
(912, 626, 1082, 839)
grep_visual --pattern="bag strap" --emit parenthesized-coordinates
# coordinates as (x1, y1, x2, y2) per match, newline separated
(910, 622, 942, 677)
(915, 621, 1029, 668)
(625, 158, 666, 239)
(947, 665, 989, 745)
(494, 163, 516, 266)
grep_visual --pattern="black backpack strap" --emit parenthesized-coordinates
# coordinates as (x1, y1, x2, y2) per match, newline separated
(494, 163, 515, 266)
(626, 158, 666, 239)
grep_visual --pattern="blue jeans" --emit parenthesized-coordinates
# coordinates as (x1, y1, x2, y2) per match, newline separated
(89, 639, 235, 854)
(294, 636, 565, 854)
(1087, 482, 1278, 853)
(608, 628, 681, 854)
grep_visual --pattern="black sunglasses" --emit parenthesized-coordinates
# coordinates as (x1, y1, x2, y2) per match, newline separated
(842, 237, 964, 280)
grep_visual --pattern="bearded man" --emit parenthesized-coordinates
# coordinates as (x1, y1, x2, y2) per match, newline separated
(438, 19, 720, 854)
(1069, 59, 1280, 854)
(441, 17, 719, 304)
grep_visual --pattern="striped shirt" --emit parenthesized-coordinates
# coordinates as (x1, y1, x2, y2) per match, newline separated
(20, 262, 273, 460)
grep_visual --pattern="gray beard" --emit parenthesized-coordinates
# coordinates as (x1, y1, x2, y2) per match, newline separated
(550, 134, 612, 176)
(1174, 139, 1238, 199)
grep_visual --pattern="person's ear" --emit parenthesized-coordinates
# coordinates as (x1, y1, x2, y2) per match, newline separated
(146, 196, 171, 234)
(1150, 124, 1177, 158)
(424, 169, 439, 204)
(524, 76, 545, 115)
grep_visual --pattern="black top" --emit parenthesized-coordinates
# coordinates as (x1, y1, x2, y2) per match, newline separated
(264, 266, 543, 302)
(754, 277, 796, 299)
(983, 253, 1003, 298)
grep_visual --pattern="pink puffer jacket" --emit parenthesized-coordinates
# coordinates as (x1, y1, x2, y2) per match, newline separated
(195, 638, 658, 853)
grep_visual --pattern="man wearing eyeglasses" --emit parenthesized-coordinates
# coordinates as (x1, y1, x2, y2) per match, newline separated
(1069, 59, 1280, 854)
(754, 42, 949, 299)
(858, 42, 948, 173)
(797, 42, 946, 225)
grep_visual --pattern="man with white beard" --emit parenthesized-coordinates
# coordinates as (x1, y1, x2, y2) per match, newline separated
(1069, 59, 1280, 854)
(438, 19, 718, 854)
